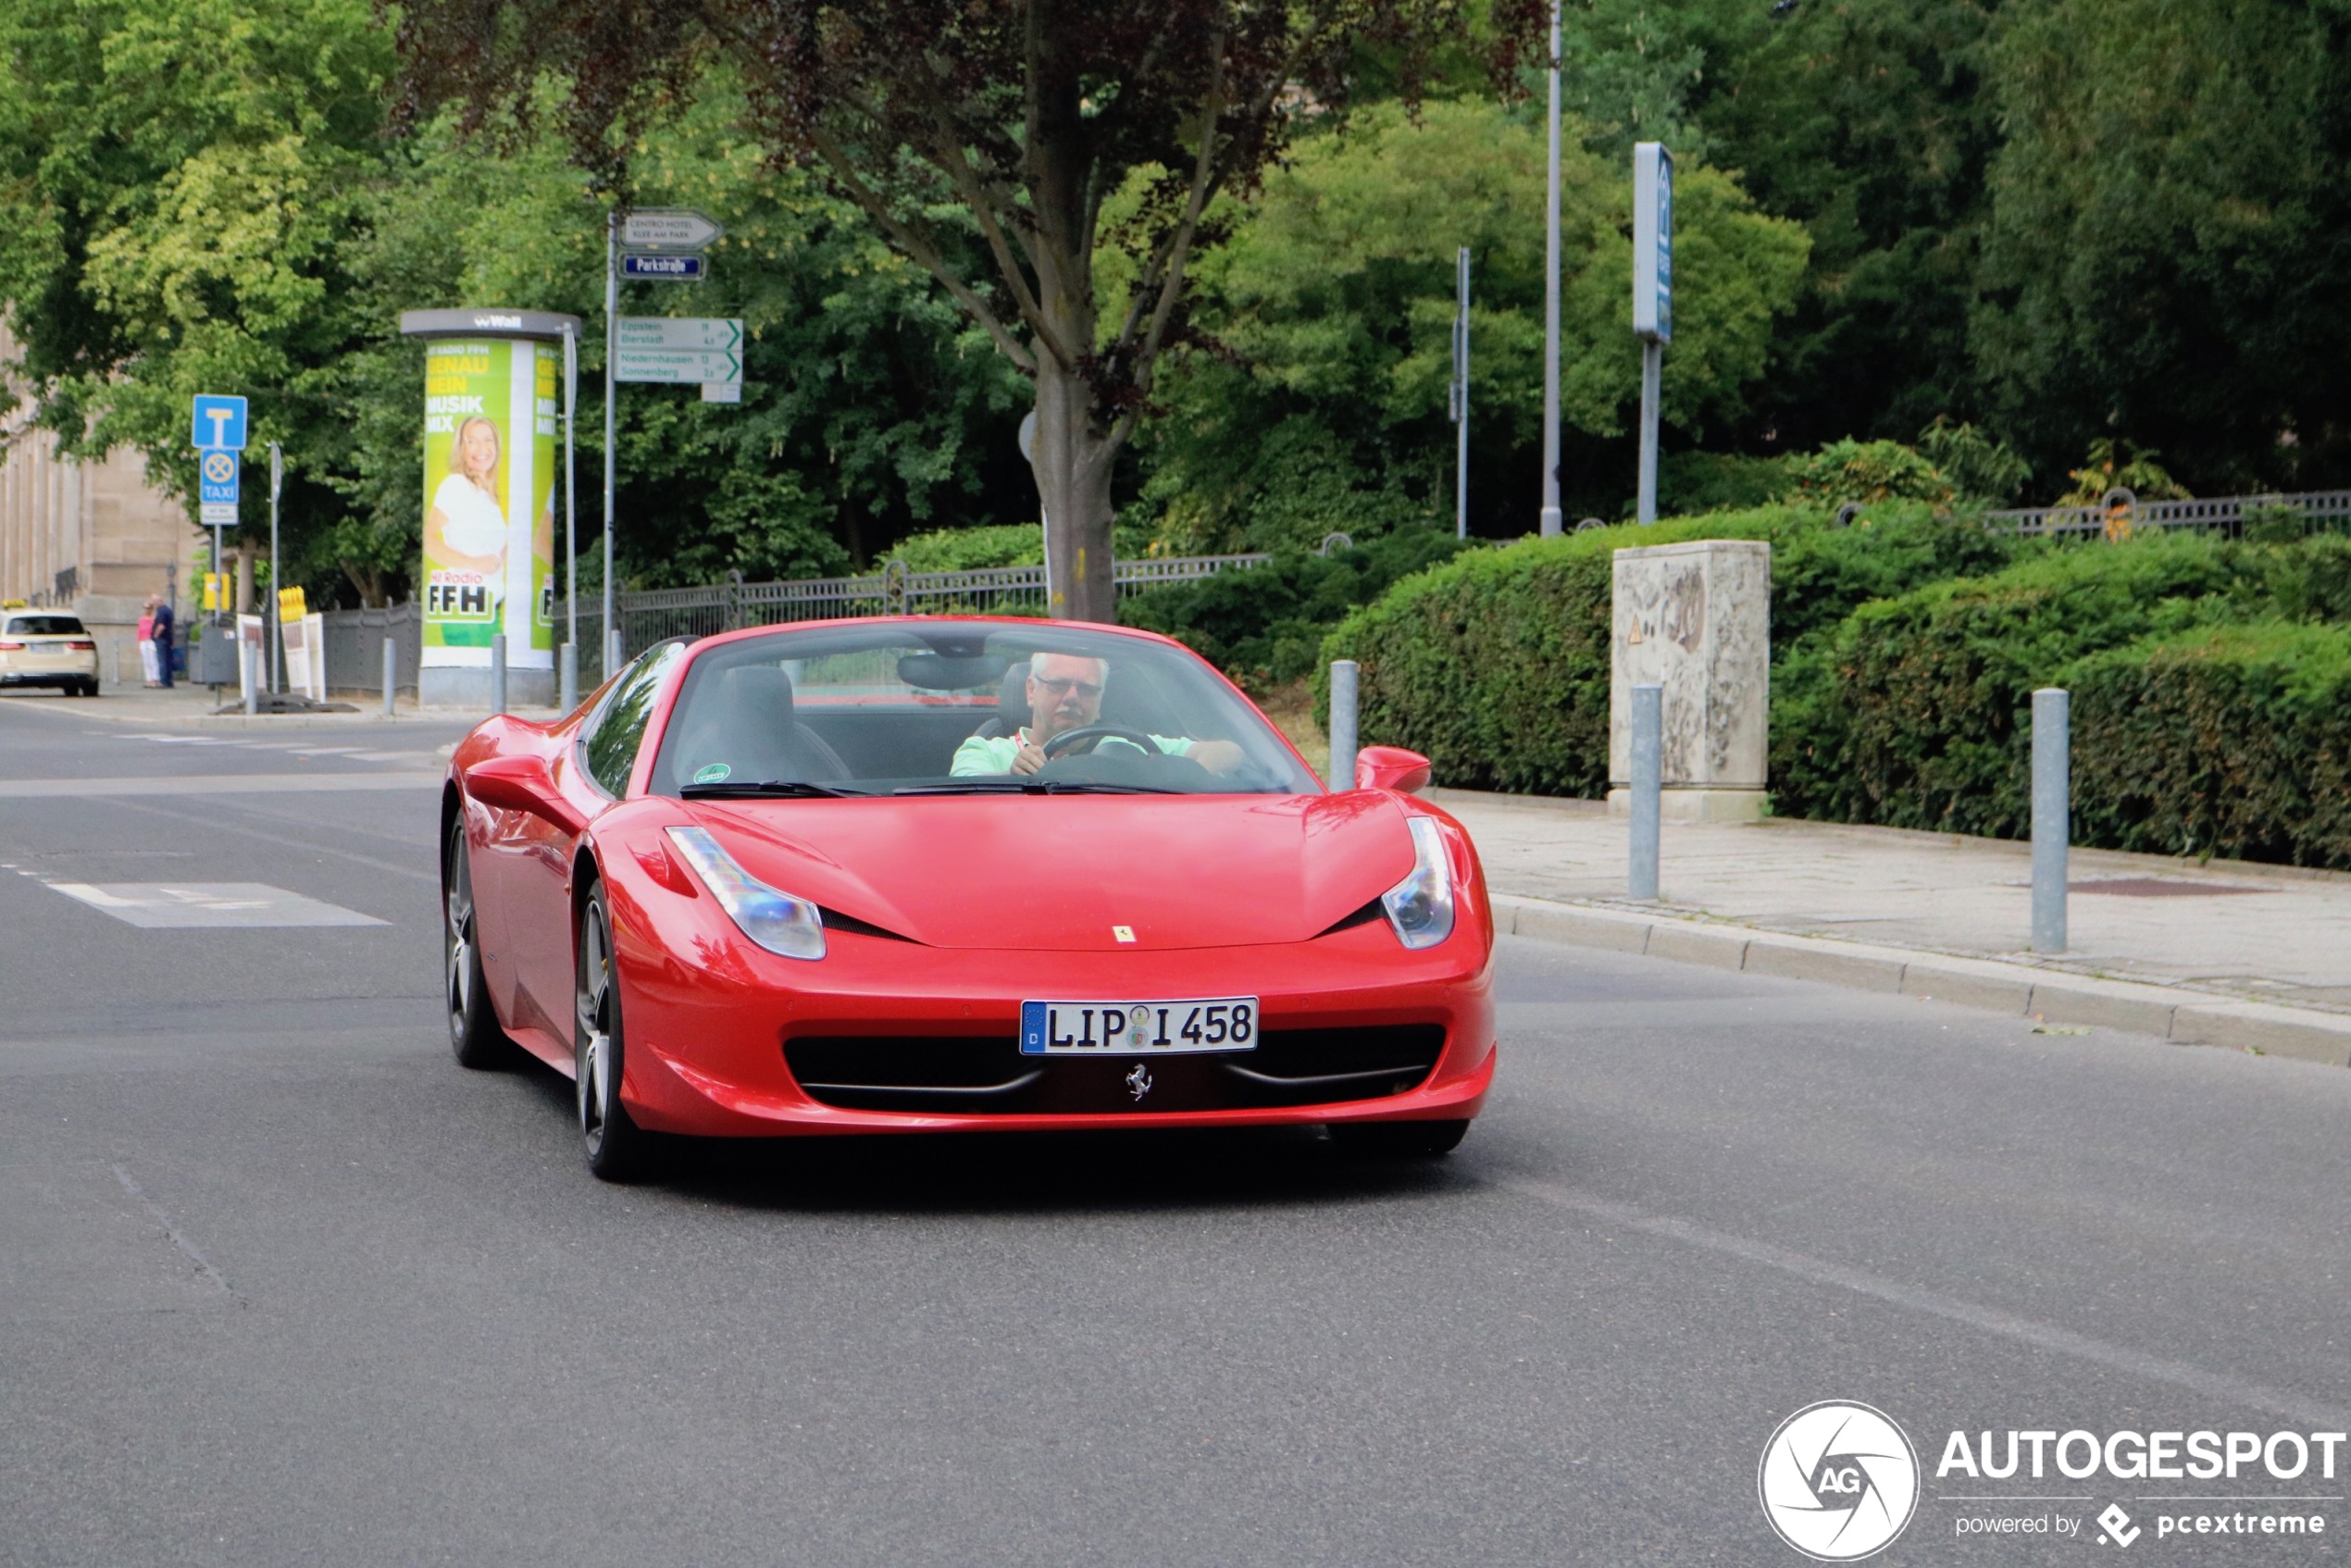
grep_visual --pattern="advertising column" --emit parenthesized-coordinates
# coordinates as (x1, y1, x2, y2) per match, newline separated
(398, 309, 580, 708)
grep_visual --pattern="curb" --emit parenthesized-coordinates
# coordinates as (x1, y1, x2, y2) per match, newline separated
(1493, 893, 2351, 1069)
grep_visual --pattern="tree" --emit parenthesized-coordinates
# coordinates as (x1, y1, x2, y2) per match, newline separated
(394, 0, 1532, 621)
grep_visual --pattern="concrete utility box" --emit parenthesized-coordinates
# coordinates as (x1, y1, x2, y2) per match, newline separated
(1609, 539, 1770, 823)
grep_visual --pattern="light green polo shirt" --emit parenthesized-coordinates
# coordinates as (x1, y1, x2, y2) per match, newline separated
(950, 727, 1195, 776)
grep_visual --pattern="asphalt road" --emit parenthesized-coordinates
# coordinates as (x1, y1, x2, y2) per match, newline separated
(3, 691, 2346, 1567)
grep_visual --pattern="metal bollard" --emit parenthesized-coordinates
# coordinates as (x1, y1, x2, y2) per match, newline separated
(606, 627, 625, 680)
(490, 633, 508, 716)
(2032, 687, 2069, 952)
(1629, 682, 1662, 900)
(1327, 660, 1359, 790)
(558, 641, 578, 714)
(381, 637, 398, 718)
(242, 639, 259, 716)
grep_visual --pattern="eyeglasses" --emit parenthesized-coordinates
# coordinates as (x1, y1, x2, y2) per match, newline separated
(1030, 676, 1103, 698)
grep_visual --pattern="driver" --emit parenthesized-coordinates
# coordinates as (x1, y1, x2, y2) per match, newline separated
(951, 652, 1242, 777)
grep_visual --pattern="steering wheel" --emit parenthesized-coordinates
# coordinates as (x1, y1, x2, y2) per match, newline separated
(1040, 723, 1161, 760)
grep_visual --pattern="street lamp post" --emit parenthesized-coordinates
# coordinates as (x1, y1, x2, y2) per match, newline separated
(1540, 0, 1563, 539)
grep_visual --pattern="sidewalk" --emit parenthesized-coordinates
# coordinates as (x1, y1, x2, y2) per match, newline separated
(1430, 787, 2351, 1065)
(6, 685, 561, 729)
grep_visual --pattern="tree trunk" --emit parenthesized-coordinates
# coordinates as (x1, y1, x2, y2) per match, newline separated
(1030, 346, 1119, 623)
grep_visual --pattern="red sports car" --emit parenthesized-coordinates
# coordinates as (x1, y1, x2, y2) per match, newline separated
(442, 617, 1495, 1178)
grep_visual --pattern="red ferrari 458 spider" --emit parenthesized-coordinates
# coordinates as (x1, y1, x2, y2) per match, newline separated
(442, 616, 1495, 1178)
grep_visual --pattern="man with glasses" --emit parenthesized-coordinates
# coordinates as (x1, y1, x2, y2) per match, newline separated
(951, 651, 1241, 777)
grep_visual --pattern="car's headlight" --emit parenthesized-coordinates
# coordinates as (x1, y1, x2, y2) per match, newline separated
(1381, 816, 1456, 950)
(665, 826, 826, 960)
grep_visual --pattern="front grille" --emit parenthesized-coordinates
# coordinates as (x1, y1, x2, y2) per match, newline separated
(784, 1025, 1446, 1115)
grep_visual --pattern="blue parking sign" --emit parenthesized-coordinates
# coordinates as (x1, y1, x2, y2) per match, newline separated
(192, 394, 248, 451)
(199, 449, 240, 506)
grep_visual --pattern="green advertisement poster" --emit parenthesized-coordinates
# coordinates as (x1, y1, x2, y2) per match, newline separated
(419, 338, 555, 666)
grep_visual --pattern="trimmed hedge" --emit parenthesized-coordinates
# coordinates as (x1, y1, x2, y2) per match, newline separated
(1770, 533, 2263, 836)
(2066, 621, 2351, 868)
(1314, 503, 2010, 795)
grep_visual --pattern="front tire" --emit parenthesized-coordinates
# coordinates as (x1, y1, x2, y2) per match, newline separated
(1329, 1119, 1471, 1158)
(575, 881, 654, 1181)
(443, 815, 513, 1069)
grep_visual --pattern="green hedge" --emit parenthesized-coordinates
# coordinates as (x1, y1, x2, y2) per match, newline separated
(1314, 503, 2010, 795)
(2066, 621, 2351, 868)
(1770, 533, 2264, 835)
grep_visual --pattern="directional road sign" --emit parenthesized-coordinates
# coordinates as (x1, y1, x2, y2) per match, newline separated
(192, 394, 248, 452)
(1632, 143, 1673, 343)
(620, 210, 723, 251)
(622, 253, 706, 281)
(614, 317, 744, 385)
(199, 449, 240, 525)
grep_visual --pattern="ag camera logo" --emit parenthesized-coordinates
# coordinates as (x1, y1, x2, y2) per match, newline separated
(1760, 1400, 1921, 1561)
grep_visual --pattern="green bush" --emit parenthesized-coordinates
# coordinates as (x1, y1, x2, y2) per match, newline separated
(1121, 528, 1472, 688)
(1770, 533, 2258, 835)
(887, 521, 1153, 573)
(2066, 621, 2351, 868)
(1315, 503, 2009, 794)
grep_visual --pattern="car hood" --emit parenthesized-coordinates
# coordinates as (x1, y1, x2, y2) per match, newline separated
(685, 792, 1418, 951)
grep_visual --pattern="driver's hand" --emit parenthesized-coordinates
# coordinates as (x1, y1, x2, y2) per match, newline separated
(1011, 740, 1047, 776)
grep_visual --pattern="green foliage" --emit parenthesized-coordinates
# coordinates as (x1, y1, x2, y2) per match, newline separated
(2055, 441, 2190, 506)
(2065, 621, 2351, 869)
(1918, 418, 2032, 505)
(1769, 533, 2257, 833)
(1313, 503, 2006, 794)
(1137, 98, 1809, 545)
(1121, 529, 1474, 690)
(1783, 440, 1955, 507)
(1656, 452, 1789, 517)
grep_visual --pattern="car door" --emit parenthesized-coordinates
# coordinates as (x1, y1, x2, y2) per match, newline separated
(506, 645, 682, 1039)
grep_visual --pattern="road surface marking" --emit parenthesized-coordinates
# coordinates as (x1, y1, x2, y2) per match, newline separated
(0, 772, 442, 798)
(44, 881, 387, 928)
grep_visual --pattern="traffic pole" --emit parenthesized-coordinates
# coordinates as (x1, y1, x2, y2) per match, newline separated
(1327, 660, 1360, 791)
(267, 442, 282, 692)
(1636, 340, 1661, 527)
(491, 633, 507, 716)
(1452, 246, 1471, 541)
(603, 209, 619, 681)
(1539, 0, 1563, 538)
(1629, 683, 1662, 899)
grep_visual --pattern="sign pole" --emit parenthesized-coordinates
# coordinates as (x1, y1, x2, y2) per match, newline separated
(267, 442, 282, 692)
(1540, 0, 1563, 538)
(603, 210, 619, 677)
(1636, 342, 1661, 527)
(1452, 246, 1471, 540)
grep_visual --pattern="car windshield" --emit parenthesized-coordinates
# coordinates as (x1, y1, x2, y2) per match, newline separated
(649, 623, 1322, 799)
(6, 616, 86, 636)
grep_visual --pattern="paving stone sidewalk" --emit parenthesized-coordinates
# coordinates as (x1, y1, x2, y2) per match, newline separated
(1429, 787, 2351, 1022)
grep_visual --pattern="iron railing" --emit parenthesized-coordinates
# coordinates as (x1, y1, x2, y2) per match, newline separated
(554, 552, 1267, 688)
(1987, 488, 2351, 539)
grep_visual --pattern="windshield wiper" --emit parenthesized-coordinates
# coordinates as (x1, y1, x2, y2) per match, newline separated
(681, 780, 862, 799)
(893, 779, 1181, 796)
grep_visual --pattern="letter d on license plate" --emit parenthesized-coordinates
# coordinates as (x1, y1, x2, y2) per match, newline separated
(1019, 998, 1258, 1056)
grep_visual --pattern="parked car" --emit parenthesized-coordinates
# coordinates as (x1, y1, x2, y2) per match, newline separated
(0, 611, 101, 695)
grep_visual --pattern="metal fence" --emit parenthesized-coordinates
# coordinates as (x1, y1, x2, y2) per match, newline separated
(554, 553, 1268, 689)
(320, 601, 422, 698)
(1987, 488, 2351, 539)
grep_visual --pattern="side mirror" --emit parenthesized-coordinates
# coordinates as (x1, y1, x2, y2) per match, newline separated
(466, 753, 590, 836)
(1355, 745, 1432, 795)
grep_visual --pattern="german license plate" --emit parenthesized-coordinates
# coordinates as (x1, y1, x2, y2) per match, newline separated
(1019, 997, 1259, 1056)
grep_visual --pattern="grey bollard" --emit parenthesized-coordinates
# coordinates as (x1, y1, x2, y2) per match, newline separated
(558, 641, 578, 714)
(1629, 682, 1662, 900)
(242, 639, 259, 716)
(2032, 687, 2069, 952)
(1327, 660, 1359, 790)
(606, 627, 625, 681)
(490, 633, 508, 716)
(381, 637, 398, 718)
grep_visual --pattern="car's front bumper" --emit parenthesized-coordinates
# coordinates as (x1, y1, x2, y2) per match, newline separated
(607, 877, 1496, 1139)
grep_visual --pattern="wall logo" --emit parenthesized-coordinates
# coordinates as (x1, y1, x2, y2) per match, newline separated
(1760, 1400, 1921, 1561)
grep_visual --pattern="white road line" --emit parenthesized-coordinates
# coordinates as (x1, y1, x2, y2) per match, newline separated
(0, 772, 442, 798)
(1501, 1175, 2351, 1429)
(45, 881, 387, 928)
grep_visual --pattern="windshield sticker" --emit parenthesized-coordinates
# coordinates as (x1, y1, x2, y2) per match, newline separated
(692, 763, 732, 784)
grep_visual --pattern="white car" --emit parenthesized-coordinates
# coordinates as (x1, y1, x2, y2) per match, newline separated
(0, 611, 102, 696)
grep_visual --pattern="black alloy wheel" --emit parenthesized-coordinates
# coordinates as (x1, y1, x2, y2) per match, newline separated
(442, 815, 512, 1069)
(575, 881, 653, 1181)
(1327, 1118, 1472, 1158)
